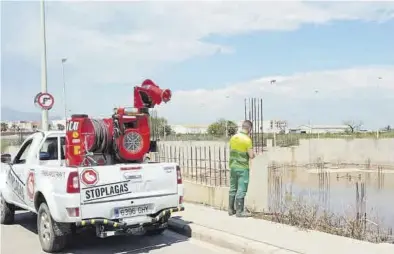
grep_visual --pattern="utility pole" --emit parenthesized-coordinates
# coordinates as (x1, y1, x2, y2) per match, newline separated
(61, 58, 68, 121)
(40, 0, 49, 131)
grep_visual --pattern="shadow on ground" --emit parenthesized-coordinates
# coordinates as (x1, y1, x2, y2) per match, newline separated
(168, 216, 194, 238)
(171, 215, 192, 224)
(12, 211, 189, 254)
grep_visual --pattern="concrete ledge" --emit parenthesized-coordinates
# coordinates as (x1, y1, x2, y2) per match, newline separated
(182, 154, 270, 213)
(183, 180, 230, 210)
(168, 218, 298, 254)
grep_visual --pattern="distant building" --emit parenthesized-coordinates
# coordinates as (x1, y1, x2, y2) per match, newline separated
(290, 124, 350, 134)
(32, 122, 40, 130)
(237, 120, 288, 134)
(171, 124, 208, 134)
(4, 121, 34, 131)
(51, 120, 66, 130)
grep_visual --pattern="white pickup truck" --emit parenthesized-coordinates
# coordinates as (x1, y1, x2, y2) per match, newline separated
(0, 130, 184, 253)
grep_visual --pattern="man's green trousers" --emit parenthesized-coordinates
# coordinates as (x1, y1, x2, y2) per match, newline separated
(229, 168, 249, 199)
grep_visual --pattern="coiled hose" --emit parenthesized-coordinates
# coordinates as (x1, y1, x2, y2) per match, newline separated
(88, 119, 112, 153)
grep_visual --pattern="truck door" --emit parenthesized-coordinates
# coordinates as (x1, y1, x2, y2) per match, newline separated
(27, 135, 65, 208)
(6, 137, 34, 207)
(6, 132, 43, 208)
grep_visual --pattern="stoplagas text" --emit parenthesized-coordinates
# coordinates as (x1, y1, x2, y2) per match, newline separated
(85, 182, 130, 201)
(7, 168, 25, 202)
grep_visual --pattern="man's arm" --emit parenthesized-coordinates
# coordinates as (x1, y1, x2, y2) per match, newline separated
(246, 139, 255, 159)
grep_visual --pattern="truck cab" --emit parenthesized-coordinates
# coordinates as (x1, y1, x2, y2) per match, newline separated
(1, 130, 184, 253)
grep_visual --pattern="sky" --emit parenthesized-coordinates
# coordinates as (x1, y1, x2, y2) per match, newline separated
(1, 0, 394, 129)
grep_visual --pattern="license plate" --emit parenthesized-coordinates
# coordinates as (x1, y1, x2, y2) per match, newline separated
(114, 205, 151, 218)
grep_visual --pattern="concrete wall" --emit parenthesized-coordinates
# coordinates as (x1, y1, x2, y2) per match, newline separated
(159, 138, 394, 165)
(266, 138, 394, 165)
(183, 154, 269, 212)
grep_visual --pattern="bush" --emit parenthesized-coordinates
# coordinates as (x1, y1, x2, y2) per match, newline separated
(251, 197, 393, 244)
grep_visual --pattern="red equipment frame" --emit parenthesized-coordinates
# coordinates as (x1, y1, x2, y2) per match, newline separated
(65, 79, 171, 167)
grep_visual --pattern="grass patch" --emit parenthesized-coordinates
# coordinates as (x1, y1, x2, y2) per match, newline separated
(1, 139, 10, 153)
(251, 197, 393, 244)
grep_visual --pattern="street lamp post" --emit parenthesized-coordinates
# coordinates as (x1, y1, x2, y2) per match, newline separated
(225, 95, 230, 138)
(61, 58, 68, 121)
(376, 77, 383, 139)
(40, 0, 49, 131)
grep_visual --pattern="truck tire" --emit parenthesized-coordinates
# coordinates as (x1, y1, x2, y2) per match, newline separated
(0, 194, 15, 225)
(37, 203, 70, 253)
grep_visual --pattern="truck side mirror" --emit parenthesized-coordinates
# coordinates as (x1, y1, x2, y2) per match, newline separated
(1, 154, 12, 164)
(39, 152, 51, 160)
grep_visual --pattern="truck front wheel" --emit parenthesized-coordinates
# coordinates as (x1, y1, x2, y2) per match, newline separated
(0, 194, 15, 225)
(37, 203, 70, 253)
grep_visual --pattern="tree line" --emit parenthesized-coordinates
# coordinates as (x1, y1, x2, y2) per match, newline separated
(2, 119, 391, 136)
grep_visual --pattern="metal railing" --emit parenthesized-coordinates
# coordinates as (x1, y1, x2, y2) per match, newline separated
(151, 143, 230, 186)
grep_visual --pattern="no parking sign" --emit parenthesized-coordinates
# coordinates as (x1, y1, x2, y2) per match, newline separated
(34, 92, 55, 110)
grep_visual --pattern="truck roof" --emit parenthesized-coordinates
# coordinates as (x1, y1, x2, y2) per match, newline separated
(43, 130, 66, 135)
(27, 130, 66, 140)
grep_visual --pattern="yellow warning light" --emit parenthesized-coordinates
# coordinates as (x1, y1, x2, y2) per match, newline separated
(72, 131, 79, 138)
(73, 146, 81, 155)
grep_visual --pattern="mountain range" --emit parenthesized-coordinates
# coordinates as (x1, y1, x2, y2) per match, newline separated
(1, 107, 61, 121)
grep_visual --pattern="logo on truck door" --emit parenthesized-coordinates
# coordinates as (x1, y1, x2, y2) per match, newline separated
(81, 168, 99, 186)
(6, 166, 26, 203)
(27, 170, 35, 200)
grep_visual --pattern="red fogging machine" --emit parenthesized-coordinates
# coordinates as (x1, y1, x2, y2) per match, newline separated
(65, 79, 172, 167)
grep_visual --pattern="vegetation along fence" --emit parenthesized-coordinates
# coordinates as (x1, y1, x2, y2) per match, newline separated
(266, 163, 393, 243)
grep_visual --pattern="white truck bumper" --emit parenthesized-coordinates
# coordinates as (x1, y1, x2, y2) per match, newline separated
(75, 206, 185, 238)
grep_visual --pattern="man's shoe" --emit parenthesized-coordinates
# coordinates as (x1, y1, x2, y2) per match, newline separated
(235, 198, 252, 218)
(228, 195, 236, 216)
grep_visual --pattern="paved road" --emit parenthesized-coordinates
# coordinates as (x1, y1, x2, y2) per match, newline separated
(1, 212, 236, 254)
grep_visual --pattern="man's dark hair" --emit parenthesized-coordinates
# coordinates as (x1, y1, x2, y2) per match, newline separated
(242, 120, 253, 130)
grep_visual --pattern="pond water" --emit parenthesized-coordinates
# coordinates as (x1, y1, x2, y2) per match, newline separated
(268, 166, 394, 230)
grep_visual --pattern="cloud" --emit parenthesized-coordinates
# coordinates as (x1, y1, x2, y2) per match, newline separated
(2, 1, 394, 128)
(158, 66, 394, 125)
(2, 1, 394, 85)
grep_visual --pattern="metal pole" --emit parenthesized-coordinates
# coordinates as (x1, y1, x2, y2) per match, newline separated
(61, 58, 67, 121)
(40, 0, 49, 131)
(273, 119, 276, 147)
(376, 77, 382, 139)
(225, 95, 230, 137)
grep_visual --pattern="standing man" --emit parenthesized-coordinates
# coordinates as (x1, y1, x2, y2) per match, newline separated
(228, 120, 255, 217)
